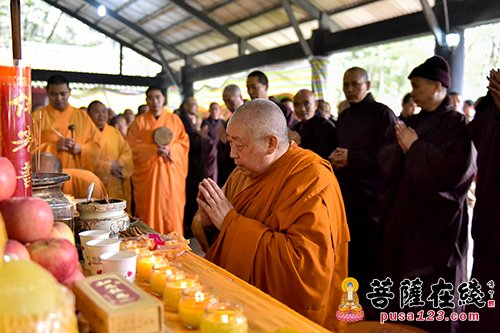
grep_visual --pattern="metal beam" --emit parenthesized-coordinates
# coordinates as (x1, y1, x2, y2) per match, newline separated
(154, 43, 180, 87)
(420, 0, 445, 46)
(168, 0, 257, 53)
(282, 0, 312, 57)
(290, 0, 341, 31)
(185, 0, 500, 82)
(83, 0, 186, 58)
(179, 0, 378, 58)
(32, 69, 162, 87)
(41, 0, 162, 67)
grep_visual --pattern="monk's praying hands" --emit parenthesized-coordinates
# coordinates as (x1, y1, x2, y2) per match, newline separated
(395, 121, 418, 153)
(329, 147, 348, 169)
(196, 178, 234, 230)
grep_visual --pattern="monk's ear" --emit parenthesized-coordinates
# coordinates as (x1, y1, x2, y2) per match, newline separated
(266, 135, 279, 154)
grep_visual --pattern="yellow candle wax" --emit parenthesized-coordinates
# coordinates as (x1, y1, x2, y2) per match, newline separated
(150, 264, 180, 297)
(179, 288, 217, 329)
(201, 303, 248, 333)
(136, 253, 164, 283)
(163, 273, 198, 312)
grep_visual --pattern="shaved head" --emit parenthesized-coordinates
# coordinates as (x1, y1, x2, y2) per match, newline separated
(36, 152, 62, 173)
(229, 98, 288, 146)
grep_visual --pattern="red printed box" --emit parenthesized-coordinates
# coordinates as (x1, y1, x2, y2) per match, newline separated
(73, 273, 163, 333)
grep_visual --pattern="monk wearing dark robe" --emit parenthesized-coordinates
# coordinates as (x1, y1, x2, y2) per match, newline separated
(200, 102, 225, 183)
(379, 56, 475, 333)
(178, 96, 209, 238)
(293, 89, 336, 159)
(329, 67, 397, 317)
(127, 86, 189, 234)
(216, 84, 242, 186)
(461, 69, 500, 332)
(192, 99, 350, 332)
(246, 70, 297, 128)
(33, 75, 101, 172)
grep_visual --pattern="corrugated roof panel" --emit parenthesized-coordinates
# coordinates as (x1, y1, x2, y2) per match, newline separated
(310, 0, 366, 13)
(230, 8, 289, 38)
(99, 0, 130, 12)
(168, 59, 185, 72)
(210, 0, 280, 25)
(119, 0, 165, 23)
(161, 19, 214, 44)
(331, 0, 427, 29)
(177, 31, 227, 54)
(193, 44, 238, 65)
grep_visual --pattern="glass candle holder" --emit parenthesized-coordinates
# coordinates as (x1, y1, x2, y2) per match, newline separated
(179, 286, 218, 329)
(149, 261, 182, 297)
(120, 237, 150, 255)
(136, 252, 165, 283)
(200, 302, 248, 333)
(163, 272, 199, 312)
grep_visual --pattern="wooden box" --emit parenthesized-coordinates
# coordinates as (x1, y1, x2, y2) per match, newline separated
(73, 273, 163, 333)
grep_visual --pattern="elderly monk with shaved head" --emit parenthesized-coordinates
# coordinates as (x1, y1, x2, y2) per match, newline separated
(192, 99, 349, 331)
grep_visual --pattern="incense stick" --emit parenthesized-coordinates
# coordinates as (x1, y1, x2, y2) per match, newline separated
(51, 127, 64, 138)
(10, 0, 21, 61)
(38, 112, 42, 172)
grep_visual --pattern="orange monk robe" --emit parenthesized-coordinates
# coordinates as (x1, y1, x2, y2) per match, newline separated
(94, 124, 133, 212)
(61, 168, 108, 199)
(33, 105, 101, 172)
(193, 145, 350, 332)
(126, 109, 189, 234)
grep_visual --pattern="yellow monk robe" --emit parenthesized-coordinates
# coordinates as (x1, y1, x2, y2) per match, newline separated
(127, 109, 189, 234)
(33, 105, 101, 172)
(94, 124, 133, 212)
(193, 144, 350, 332)
(61, 168, 107, 199)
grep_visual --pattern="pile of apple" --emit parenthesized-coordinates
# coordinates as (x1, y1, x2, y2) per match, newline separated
(0, 157, 84, 288)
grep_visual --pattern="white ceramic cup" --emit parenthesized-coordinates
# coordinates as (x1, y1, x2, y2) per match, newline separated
(79, 230, 110, 270)
(86, 238, 120, 275)
(100, 251, 138, 282)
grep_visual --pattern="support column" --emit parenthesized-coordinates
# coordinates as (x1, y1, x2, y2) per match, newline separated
(309, 56, 330, 100)
(181, 63, 194, 98)
(435, 28, 465, 94)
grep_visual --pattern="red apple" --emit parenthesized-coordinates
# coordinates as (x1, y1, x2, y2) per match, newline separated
(27, 238, 79, 283)
(4, 239, 30, 260)
(61, 268, 85, 290)
(0, 157, 16, 201)
(50, 222, 75, 245)
(0, 197, 54, 243)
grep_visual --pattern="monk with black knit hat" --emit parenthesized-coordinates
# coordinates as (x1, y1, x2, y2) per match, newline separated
(379, 55, 475, 333)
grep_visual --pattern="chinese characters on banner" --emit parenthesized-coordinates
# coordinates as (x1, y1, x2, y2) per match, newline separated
(0, 64, 32, 196)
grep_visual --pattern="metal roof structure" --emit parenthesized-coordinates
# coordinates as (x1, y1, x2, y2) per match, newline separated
(35, 0, 500, 90)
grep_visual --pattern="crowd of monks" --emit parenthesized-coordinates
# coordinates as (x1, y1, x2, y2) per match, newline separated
(24, 56, 499, 333)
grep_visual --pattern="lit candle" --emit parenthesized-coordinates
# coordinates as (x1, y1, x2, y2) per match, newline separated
(149, 262, 182, 297)
(163, 272, 199, 312)
(200, 302, 248, 333)
(179, 286, 217, 329)
(136, 252, 164, 283)
(120, 237, 150, 255)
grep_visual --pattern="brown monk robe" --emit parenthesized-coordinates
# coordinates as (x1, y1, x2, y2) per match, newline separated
(88, 101, 133, 212)
(461, 69, 500, 333)
(127, 86, 189, 234)
(192, 99, 349, 332)
(379, 56, 474, 333)
(33, 75, 101, 172)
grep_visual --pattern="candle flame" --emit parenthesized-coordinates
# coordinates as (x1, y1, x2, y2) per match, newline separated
(194, 291, 205, 302)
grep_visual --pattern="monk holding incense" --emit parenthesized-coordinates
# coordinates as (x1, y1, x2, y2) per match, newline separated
(127, 86, 189, 234)
(33, 75, 101, 172)
(192, 99, 349, 331)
